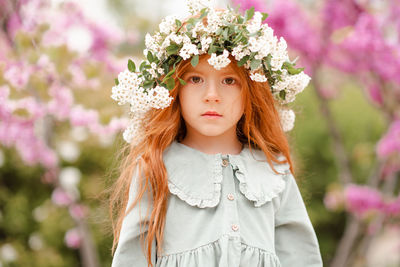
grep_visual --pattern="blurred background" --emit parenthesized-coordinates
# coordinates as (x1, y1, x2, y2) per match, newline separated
(0, 0, 399, 266)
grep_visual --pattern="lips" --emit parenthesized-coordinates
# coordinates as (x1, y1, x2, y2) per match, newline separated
(202, 111, 222, 116)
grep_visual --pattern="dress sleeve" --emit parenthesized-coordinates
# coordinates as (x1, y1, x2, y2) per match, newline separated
(274, 172, 323, 267)
(111, 165, 157, 267)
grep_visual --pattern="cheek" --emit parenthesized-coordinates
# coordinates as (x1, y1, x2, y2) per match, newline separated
(226, 90, 244, 116)
(178, 89, 194, 117)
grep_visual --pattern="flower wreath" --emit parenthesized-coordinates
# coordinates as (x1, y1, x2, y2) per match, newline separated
(111, 0, 311, 144)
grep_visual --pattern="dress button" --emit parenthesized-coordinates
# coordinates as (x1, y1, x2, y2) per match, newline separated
(227, 193, 234, 201)
(231, 224, 239, 231)
(221, 159, 229, 167)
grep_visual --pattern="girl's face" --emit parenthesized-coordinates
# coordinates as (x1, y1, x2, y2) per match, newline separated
(179, 56, 244, 140)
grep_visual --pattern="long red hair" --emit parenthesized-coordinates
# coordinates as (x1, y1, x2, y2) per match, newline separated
(107, 52, 295, 266)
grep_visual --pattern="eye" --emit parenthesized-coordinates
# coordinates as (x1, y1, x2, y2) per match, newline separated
(189, 76, 203, 84)
(222, 77, 236, 85)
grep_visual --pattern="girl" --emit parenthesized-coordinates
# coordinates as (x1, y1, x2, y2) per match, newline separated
(109, 2, 323, 266)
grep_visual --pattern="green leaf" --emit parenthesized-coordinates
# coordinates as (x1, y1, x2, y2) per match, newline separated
(191, 54, 199, 67)
(166, 43, 180, 56)
(146, 51, 154, 62)
(162, 68, 176, 82)
(250, 59, 261, 70)
(139, 61, 146, 71)
(237, 15, 244, 24)
(279, 90, 286, 100)
(128, 59, 136, 72)
(245, 7, 255, 22)
(175, 19, 182, 28)
(178, 77, 187, 85)
(173, 57, 182, 67)
(261, 12, 269, 22)
(290, 67, 304, 75)
(208, 44, 217, 54)
(240, 36, 248, 44)
(187, 17, 199, 27)
(186, 23, 194, 32)
(237, 55, 249, 67)
(232, 32, 243, 44)
(114, 78, 119, 85)
(283, 62, 304, 75)
(143, 80, 155, 89)
(265, 54, 272, 70)
(199, 8, 209, 19)
(166, 77, 175, 90)
(222, 28, 229, 40)
(163, 62, 169, 75)
(248, 31, 259, 37)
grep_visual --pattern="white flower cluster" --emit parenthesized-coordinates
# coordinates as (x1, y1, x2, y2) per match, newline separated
(111, 70, 144, 105)
(232, 44, 251, 62)
(159, 15, 179, 35)
(248, 25, 277, 60)
(122, 114, 148, 144)
(111, 69, 173, 144)
(179, 42, 199, 60)
(186, 0, 212, 15)
(206, 9, 224, 32)
(272, 70, 311, 104)
(246, 11, 263, 34)
(112, 0, 312, 144)
(250, 71, 268, 82)
(148, 86, 175, 109)
(277, 107, 296, 132)
(200, 36, 212, 54)
(207, 49, 231, 70)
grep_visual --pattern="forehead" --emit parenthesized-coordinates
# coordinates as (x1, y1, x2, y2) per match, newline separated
(183, 55, 237, 75)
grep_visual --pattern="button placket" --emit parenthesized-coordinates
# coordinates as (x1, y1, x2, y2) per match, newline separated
(220, 154, 240, 236)
(231, 224, 239, 231)
(221, 158, 229, 167)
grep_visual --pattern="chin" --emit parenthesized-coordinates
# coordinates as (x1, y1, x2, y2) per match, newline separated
(196, 127, 230, 137)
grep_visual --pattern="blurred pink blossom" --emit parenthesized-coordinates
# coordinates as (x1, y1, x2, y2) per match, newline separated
(104, 117, 129, 135)
(0, 117, 58, 168)
(69, 106, 99, 127)
(344, 184, 384, 218)
(367, 83, 384, 106)
(231, 0, 267, 13)
(12, 97, 47, 120)
(376, 120, 400, 158)
(384, 197, 400, 217)
(3, 62, 32, 89)
(64, 228, 81, 249)
(46, 84, 74, 120)
(324, 187, 345, 211)
(41, 168, 58, 184)
(51, 187, 73, 206)
(69, 204, 88, 219)
(322, 0, 363, 32)
(318, 86, 339, 100)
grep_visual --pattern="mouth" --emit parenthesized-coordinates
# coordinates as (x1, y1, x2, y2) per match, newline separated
(202, 111, 222, 117)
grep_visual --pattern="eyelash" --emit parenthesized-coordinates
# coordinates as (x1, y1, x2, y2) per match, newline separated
(188, 76, 237, 85)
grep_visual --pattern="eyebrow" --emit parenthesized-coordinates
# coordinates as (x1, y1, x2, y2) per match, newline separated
(183, 69, 239, 76)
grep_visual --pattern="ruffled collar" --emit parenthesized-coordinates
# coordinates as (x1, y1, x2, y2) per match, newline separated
(162, 140, 290, 209)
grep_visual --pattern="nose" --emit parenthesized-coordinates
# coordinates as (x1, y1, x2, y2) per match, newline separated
(203, 80, 220, 103)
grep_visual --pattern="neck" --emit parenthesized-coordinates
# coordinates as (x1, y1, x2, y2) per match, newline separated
(180, 131, 243, 155)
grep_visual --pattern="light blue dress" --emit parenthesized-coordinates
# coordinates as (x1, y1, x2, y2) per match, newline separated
(111, 140, 323, 267)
